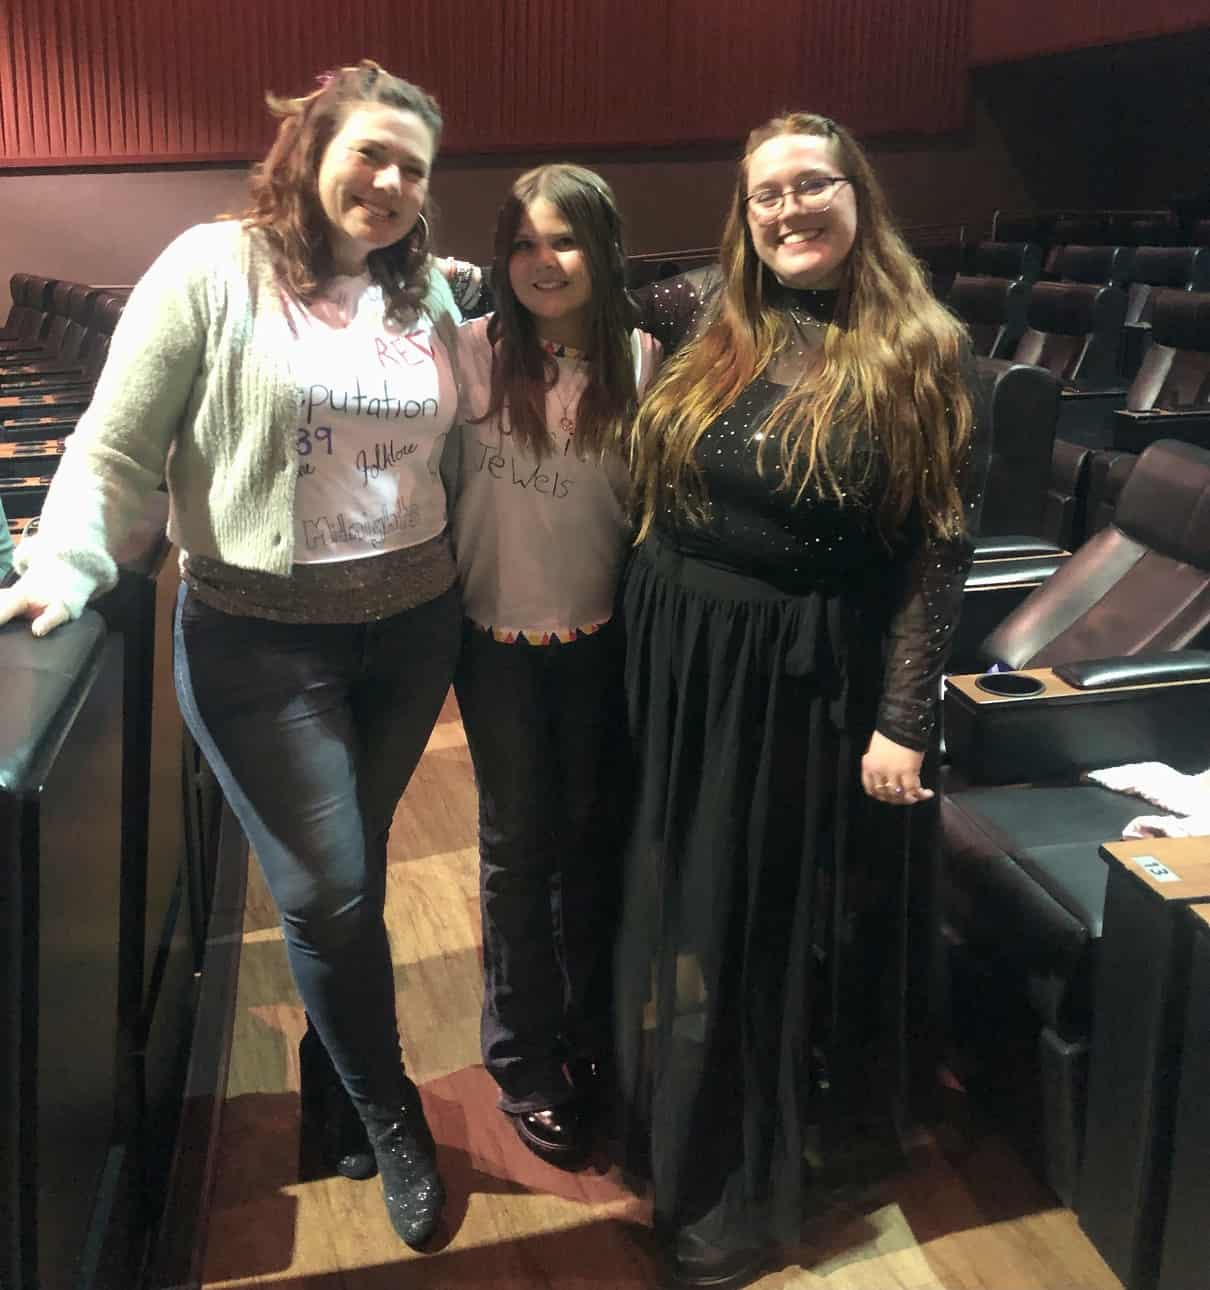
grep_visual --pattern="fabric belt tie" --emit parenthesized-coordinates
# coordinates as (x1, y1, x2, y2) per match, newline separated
(639, 534, 855, 726)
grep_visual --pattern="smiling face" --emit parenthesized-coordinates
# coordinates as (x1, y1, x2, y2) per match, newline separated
(507, 197, 594, 348)
(744, 132, 857, 290)
(316, 103, 434, 275)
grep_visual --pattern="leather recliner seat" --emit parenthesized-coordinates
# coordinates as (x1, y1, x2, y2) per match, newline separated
(948, 274, 1029, 359)
(970, 240, 1043, 283)
(941, 438, 1210, 1205)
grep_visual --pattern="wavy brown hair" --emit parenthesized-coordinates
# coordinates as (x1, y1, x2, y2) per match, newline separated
(475, 164, 639, 459)
(628, 112, 973, 544)
(239, 59, 442, 326)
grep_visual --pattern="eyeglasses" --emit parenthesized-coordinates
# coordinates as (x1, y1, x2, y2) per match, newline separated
(743, 175, 852, 223)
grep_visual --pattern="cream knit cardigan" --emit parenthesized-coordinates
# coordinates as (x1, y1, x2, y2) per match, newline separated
(16, 220, 460, 618)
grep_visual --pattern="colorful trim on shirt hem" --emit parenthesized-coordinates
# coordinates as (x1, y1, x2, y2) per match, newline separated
(475, 619, 607, 645)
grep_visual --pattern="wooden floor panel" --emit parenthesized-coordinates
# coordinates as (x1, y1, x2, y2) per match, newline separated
(201, 698, 1122, 1289)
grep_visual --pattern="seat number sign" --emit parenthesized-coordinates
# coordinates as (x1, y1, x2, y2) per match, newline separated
(1134, 856, 1181, 884)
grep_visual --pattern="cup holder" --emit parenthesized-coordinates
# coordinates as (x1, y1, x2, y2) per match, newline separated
(975, 671, 1046, 697)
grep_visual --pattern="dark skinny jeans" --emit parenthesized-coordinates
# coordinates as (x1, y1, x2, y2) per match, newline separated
(173, 582, 460, 1112)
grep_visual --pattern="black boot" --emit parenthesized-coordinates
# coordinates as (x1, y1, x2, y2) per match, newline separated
(365, 1081, 445, 1249)
(661, 1230, 768, 1289)
(508, 1102, 588, 1168)
(298, 1020, 377, 1182)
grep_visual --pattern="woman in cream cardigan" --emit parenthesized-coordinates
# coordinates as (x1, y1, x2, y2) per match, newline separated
(0, 60, 461, 1250)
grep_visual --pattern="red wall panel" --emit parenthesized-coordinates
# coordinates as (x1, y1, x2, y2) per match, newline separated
(0, 0, 970, 167)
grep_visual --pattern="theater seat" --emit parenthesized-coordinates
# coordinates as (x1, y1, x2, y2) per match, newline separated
(1119, 214, 1185, 247)
(992, 213, 1053, 246)
(1111, 289, 1210, 454)
(992, 281, 1128, 448)
(1, 293, 123, 439)
(910, 231, 966, 299)
(1021, 287, 1210, 457)
(940, 438, 1210, 1204)
(1082, 447, 1137, 538)
(0, 274, 39, 340)
(0, 285, 99, 382)
(1009, 281, 1126, 391)
(980, 438, 1210, 669)
(1124, 247, 1210, 325)
(1045, 440, 1093, 550)
(0, 275, 57, 355)
(976, 360, 1061, 540)
(1056, 244, 1135, 289)
(970, 241, 1043, 283)
(1043, 216, 1109, 276)
(948, 275, 1029, 358)
(1121, 246, 1210, 378)
(950, 362, 1064, 673)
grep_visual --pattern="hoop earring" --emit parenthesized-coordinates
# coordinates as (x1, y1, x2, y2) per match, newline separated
(411, 211, 431, 254)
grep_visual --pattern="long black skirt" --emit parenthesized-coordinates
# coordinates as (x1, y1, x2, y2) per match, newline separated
(614, 535, 925, 1251)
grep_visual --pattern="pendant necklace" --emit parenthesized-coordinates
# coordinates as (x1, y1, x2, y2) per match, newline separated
(551, 362, 586, 437)
(541, 338, 587, 436)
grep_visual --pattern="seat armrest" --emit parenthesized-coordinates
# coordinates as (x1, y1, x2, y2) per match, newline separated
(1114, 408, 1210, 427)
(974, 534, 1067, 560)
(1113, 407, 1210, 452)
(1059, 386, 1129, 402)
(965, 553, 1069, 591)
(0, 612, 108, 792)
(1054, 650, 1210, 690)
(943, 656, 1210, 785)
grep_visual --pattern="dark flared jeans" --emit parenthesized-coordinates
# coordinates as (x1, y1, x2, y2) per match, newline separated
(173, 582, 461, 1111)
(454, 618, 627, 1113)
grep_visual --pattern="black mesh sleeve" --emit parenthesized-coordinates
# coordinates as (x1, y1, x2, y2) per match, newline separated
(875, 355, 992, 751)
(631, 268, 722, 354)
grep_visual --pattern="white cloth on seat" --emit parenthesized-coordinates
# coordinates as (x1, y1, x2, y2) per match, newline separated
(1085, 761, 1210, 816)
(1121, 812, 1210, 839)
(1083, 761, 1210, 838)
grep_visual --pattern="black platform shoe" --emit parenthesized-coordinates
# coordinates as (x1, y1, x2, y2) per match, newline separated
(367, 1081, 445, 1249)
(661, 1230, 768, 1290)
(297, 1022, 377, 1182)
(509, 1103, 588, 1168)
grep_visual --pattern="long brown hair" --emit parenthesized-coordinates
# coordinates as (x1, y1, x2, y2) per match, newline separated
(240, 59, 442, 325)
(628, 112, 973, 544)
(476, 164, 639, 458)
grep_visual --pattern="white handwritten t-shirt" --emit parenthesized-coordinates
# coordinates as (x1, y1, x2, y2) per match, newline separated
(287, 274, 456, 564)
(451, 316, 660, 640)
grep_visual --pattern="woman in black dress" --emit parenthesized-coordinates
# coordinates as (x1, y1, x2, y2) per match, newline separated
(617, 113, 990, 1288)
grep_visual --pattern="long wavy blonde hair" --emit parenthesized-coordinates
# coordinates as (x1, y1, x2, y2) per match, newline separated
(628, 112, 973, 544)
